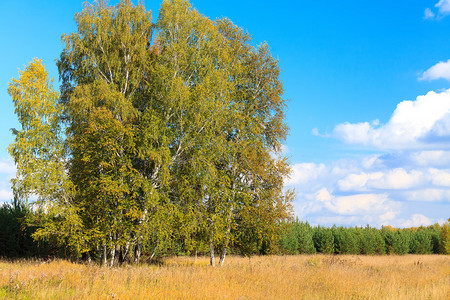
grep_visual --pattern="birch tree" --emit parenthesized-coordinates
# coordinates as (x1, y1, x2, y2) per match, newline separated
(8, 59, 85, 253)
(57, 0, 158, 265)
(156, 1, 293, 266)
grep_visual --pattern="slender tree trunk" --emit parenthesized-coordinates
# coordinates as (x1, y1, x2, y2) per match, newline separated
(219, 247, 227, 266)
(116, 245, 122, 265)
(209, 240, 215, 267)
(123, 240, 130, 263)
(149, 242, 158, 261)
(86, 251, 92, 264)
(103, 244, 107, 267)
(110, 245, 116, 267)
(135, 242, 141, 265)
(219, 205, 233, 267)
(194, 249, 197, 263)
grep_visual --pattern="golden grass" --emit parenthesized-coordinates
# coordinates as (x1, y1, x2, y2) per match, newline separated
(0, 255, 448, 299)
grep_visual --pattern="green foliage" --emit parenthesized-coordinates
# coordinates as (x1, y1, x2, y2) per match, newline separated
(357, 226, 385, 255)
(313, 226, 334, 254)
(295, 221, 316, 254)
(279, 222, 449, 256)
(279, 219, 315, 255)
(8, 58, 68, 204)
(381, 227, 411, 255)
(13, 0, 446, 264)
(410, 228, 433, 254)
(8, 0, 293, 266)
(440, 219, 450, 254)
(333, 226, 360, 254)
(7, 58, 85, 254)
(0, 200, 49, 258)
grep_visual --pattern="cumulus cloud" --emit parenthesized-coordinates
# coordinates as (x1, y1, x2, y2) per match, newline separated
(379, 210, 396, 223)
(424, 1, 450, 20)
(436, 0, 450, 15)
(0, 159, 16, 175)
(0, 189, 13, 201)
(420, 59, 450, 81)
(425, 8, 435, 19)
(404, 188, 450, 202)
(333, 89, 450, 150)
(410, 150, 450, 166)
(368, 168, 423, 190)
(305, 187, 403, 226)
(293, 89, 450, 227)
(400, 214, 434, 227)
(424, 8, 435, 19)
(337, 172, 381, 192)
(428, 168, 450, 187)
(285, 162, 326, 186)
(337, 168, 424, 191)
(317, 190, 394, 215)
(289, 152, 449, 227)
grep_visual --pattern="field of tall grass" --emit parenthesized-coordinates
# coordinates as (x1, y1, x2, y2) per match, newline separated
(0, 255, 448, 299)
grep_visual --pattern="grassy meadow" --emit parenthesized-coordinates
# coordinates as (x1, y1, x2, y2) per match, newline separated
(0, 255, 449, 299)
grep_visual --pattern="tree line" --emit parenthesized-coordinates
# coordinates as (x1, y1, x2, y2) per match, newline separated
(1, 202, 449, 259)
(279, 219, 450, 255)
(6, 0, 293, 266)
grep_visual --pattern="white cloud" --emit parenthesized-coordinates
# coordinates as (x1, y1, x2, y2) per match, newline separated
(333, 89, 450, 150)
(410, 150, 450, 166)
(424, 8, 435, 19)
(0, 189, 13, 201)
(368, 168, 423, 190)
(420, 59, 450, 81)
(0, 159, 16, 175)
(400, 214, 434, 227)
(379, 210, 396, 223)
(316, 188, 332, 202)
(436, 0, 450, 15)
(285, 162, 326, 186)
(292, 100, 450, 225)
(337, 168, 423, 191)
(404, 188, 450, 202)
(337, 172, 382, 192)
(328, 193, 390, 215)
(428, 168, 450, 186)
(424, 1, 450, 20)
(311, 127, 319, 136)
(315, 188, 396, 216)
(311, 127, 330, 138)
(289, 151, 450, 227)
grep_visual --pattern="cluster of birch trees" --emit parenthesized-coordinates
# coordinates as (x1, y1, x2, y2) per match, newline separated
(8, 0, 293, 266)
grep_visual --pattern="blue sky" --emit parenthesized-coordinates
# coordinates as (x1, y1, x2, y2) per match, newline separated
(1, 0, 450, 227)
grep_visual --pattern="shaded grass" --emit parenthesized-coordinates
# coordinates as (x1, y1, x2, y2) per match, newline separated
(0, 255, 448, 299)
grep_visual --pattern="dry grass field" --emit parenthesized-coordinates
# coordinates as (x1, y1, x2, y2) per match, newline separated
(0, 255, 448, 299)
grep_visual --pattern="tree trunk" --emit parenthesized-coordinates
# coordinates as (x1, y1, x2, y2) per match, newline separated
(123, 240, 130, 263)
(194, 249, 197, 263)
(149, 243, 158, 261)
(219, 205, 233, 267)
(110, 245, 116, 267)
(219, 246, 227, 266)
(134, 242, 141, 265)
(116, 245, 122, 265)
(103, 244, 107, 267)
(209, 240, 215, 267)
